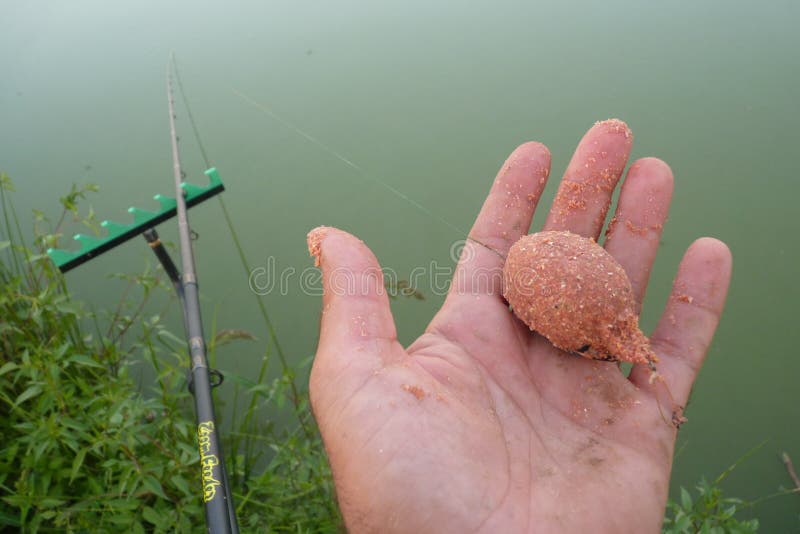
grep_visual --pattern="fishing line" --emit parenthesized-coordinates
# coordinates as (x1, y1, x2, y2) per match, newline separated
(173, 62, 212, 169)
(229, 87, 473, 240)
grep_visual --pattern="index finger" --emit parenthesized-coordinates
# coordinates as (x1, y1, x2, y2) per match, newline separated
(452, 141, 551, 296)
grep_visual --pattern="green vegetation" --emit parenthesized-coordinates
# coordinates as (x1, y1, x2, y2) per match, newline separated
(0, 173, 340, 532)
(661, 441, 800, 533)
(662, 477, 759, 534)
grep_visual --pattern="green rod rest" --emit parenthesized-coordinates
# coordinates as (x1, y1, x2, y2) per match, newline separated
(47, 168, 225, 273)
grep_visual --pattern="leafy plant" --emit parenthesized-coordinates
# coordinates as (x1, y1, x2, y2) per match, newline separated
(662, 444, 767, 534)
(0, 173, 341, 532)
(662, 478, 760, 534)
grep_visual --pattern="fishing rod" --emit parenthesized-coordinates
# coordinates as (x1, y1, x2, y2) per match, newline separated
(165, 58, 238, 533)
(47, 60, 239, 533)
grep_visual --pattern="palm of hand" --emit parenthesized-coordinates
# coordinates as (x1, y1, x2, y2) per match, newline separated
(308, 121, 731, 533)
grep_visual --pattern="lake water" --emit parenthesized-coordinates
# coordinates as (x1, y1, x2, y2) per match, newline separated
(2, 0, 798, 530)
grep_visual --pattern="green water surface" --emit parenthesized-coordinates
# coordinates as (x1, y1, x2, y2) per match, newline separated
(2, 0, 798, 530)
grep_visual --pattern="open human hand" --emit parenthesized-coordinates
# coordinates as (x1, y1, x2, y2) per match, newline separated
(306, 120, 732, 533)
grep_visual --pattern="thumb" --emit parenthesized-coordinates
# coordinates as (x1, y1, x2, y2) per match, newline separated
(306, 227, 400, 402)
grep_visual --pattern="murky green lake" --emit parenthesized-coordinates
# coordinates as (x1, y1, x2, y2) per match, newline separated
(2, 0, 798, 529)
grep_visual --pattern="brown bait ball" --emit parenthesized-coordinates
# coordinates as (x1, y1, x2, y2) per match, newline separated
(502, 230, 657, 366)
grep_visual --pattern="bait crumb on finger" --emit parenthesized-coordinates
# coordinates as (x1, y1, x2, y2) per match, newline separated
(594, 118, 633, 140)
(307, 226, 330, 267)
(401, 384, 426, 400)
